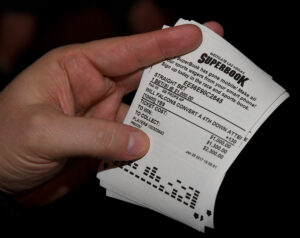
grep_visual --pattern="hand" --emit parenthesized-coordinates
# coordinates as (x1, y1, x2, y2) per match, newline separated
(0, 22, 223, 205)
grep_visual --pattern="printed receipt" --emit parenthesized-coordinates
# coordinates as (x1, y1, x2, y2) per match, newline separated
(97, 18, 289, 232)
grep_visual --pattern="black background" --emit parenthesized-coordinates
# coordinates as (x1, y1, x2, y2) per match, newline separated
(1, 0, 299, 236)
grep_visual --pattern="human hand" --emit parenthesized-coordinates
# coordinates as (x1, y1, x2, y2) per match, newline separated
(0, 22, 223, 205)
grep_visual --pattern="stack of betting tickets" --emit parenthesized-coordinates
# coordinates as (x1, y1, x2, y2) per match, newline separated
(97, 18, 289, 232)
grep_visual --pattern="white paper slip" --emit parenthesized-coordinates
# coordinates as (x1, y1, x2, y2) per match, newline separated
(97, 18, 289, 232)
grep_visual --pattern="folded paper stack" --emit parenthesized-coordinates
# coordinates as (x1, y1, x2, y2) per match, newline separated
(97, 18, 289, 232)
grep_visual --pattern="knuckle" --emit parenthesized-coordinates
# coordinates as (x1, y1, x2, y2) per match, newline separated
(123, 37, 144, 67)
(152, 34, 167, 59)
(99, 125, 117, 153)
(22, 112, 52, 149)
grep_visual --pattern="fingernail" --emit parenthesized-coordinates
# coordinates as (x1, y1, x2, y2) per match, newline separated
(127, 131, 147, 156)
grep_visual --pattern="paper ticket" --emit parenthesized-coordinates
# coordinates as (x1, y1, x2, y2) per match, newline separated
(97, 18, 289, 232)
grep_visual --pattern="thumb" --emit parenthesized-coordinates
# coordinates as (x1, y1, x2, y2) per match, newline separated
(43, 113, 150, 161)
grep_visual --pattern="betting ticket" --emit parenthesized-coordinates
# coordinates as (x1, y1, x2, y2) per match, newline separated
(97, 18, 289, 232)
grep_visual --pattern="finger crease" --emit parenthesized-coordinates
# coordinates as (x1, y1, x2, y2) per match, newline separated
(123, 37, 145, 68)
(152, 33, 167, 60)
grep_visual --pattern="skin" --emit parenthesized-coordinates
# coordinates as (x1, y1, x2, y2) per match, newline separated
(0, 22, 223, 206)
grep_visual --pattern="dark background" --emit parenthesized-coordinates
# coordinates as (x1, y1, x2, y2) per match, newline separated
(0, 0, 298, 236)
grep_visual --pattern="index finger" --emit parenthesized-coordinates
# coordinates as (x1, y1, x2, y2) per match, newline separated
(81, 24, 202, 77)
